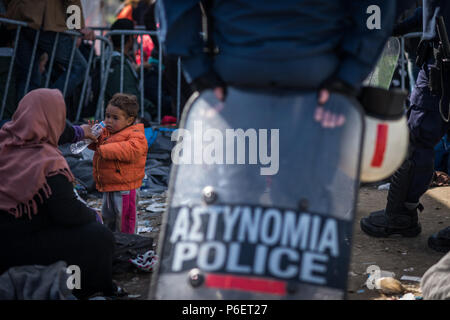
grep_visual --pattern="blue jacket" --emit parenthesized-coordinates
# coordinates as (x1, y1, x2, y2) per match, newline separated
(157, 0, 397, 90)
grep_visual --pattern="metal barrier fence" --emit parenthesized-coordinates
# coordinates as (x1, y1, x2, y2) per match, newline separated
(0, 17, 424, 124)
(105, 29, 161, 122)
(0, 17, 114, 123)
(0, 19, 182, 125)
(0, 17, 26, 120)
(95, 29, 182, 125)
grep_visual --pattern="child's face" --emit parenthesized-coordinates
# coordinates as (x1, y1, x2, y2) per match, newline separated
(104, 104, 134, 134)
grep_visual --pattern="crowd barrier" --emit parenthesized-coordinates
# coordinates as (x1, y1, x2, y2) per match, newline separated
(2, 17, 420, 126)
(0, 17, 26, 120)
(0, 19, 182, 126)
(399, 32, 423, 91)
(0, 17, 115, 123)
(3, 19, 415, 125)
(105, 29, 161, 122)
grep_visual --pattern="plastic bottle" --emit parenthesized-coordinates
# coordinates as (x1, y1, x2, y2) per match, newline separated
(141, 174, 149, 190)
(139, 174, 151, 197)
(70, 121, 106, 154)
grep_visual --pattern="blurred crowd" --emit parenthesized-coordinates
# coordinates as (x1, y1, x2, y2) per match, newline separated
(0, 0, 192, 124)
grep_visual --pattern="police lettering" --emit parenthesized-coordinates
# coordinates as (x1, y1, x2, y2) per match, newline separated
(169, 205, 340, 285)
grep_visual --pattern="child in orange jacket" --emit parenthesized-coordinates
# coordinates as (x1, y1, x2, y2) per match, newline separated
(89, 93, 148, 233)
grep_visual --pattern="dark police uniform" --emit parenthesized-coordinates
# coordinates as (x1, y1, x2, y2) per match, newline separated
(361, 0, 450, 253)
(157, 0, 396, 92)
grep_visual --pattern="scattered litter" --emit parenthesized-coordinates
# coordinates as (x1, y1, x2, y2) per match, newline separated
(128, 294, 141, 299)
(415, 296, 423, 300)
(375, 277, 405, 295)
(137, 226, 153, 234)
(139, 221, 152, 227)
(381, 270, 396, 278)
(367, 270, 396, 278)
(400, 275, 422, 282)
(138, 200, 153, 205)
(399, 293, 415, 300)
(74, 188, 87, 205)
(403, 267, 414, 272)
(145, 203, 166, 213)
(143, 211, 163, 218)
(348, 271, 358, 277)
(378, 183, 390, 190)
(357, 289, 365, 294)
(129, 250, 159, 272)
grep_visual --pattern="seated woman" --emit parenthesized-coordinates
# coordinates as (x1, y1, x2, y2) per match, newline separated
(0, 88, 115, 299)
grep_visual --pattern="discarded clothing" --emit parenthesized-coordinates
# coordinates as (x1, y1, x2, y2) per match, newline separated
(113, 232, 153, 274)
(129, 250, 159, 273)
(421, 251, 450, 300)
(0, 261, 76, 300)
(60, 144, 97, 192)
(140, 158, 171, 196)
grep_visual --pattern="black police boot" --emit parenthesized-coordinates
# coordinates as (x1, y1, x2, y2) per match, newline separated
(360, 205, 423, 238)
(360, 159, 423, 237)
(428, 226, 450, 253)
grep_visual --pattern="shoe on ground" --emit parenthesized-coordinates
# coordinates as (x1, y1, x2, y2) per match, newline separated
(360, 206, 422, 238)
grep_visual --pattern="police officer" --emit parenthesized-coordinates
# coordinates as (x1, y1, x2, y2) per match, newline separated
(361, 0, 450, 253)
(156, 0, 398, 126)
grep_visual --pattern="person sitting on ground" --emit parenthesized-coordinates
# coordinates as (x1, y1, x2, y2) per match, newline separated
(0, 88, 117, 299)
(88, 93, 148, 234)
(105, 18, 154, 122)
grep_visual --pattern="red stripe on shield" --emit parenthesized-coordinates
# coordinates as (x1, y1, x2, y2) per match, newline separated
(371, 124, 389, 167)
(205, 274, 287, 296)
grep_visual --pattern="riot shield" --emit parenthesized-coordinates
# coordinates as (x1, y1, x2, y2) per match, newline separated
(150, 87, 365, 300)
(364, 37, 401, 89)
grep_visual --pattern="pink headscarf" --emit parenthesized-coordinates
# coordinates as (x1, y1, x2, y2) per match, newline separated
(0, 89, 75, 218)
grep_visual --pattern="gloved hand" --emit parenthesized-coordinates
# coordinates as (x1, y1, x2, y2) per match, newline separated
(191, 71, 227, 100)
(321, 78, 359, 97)
(314, 77, 361, 128)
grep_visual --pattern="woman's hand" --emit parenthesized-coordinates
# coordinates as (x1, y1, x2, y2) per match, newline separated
(80, 120, 99, 143)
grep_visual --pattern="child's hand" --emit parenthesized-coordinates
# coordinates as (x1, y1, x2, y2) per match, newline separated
(81, 120, 99, 143)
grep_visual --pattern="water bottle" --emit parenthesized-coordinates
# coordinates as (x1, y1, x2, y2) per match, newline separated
(141, 174, 149, 190)
(70, 121, 106, 154)
(140, 174, 151, 197)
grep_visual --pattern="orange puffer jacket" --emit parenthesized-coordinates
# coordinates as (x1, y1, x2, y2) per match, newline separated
(90, 123, 148, 192)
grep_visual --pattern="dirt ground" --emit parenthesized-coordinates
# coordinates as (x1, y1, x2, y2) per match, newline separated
(112, 185, 450, 300)
(347, 184, 450, 300)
